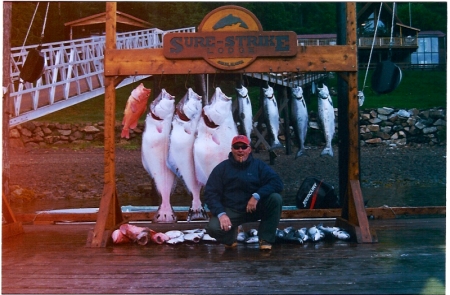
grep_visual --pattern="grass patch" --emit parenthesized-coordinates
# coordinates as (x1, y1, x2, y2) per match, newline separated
(37, 70, 446, 124)
(357, 69, 447, 109)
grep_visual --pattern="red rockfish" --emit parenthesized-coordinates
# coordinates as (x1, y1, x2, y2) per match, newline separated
(121, 83, 151, 139)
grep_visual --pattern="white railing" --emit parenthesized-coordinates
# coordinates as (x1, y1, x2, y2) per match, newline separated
(8, 27, 196, 126)
(358, 36, 418, 47)
(298, 36, 418, 47)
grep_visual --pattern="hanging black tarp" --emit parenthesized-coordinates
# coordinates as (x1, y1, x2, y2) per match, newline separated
(19, 47, 45, 83)
(371, 60, 402, 94)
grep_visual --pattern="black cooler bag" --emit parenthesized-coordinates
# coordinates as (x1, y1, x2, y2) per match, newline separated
(296, 177, 340, 209)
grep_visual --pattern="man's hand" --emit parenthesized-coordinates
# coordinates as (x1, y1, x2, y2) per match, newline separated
(219, 214, 232, 231)
(246, 196, 258, 213)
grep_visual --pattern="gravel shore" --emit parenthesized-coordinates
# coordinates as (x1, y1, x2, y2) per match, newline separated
(8, 144, 446, 213)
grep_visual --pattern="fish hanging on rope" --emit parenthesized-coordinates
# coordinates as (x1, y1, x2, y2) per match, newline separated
(194, 87, 238, 186)
(233, 82, 253, 140)
(167, 88, 208, 222)
(262, 84, 283, 150)
(121, 83, 151, 139)
(291, 86, 308, 158)
(142, 89, 176, 223)
(317, 84, 335, 157)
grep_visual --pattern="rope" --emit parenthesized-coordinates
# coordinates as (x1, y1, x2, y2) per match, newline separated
(362, 2, 383, 92)
(21, 2, 40, 49)
(40, 2, 50, 43)
(389, 3, 396, 57)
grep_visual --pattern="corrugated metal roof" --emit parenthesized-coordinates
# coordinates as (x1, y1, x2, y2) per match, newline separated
(297, 34, 336, 39)
(418, 31, 446, 37)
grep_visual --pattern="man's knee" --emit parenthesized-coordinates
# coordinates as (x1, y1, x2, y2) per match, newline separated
(268, 193, 283, 208)
(205, 217, 221, 237)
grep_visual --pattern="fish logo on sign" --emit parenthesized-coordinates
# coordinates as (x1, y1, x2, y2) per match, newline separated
(213, 14, 249, 30)
(163, 5, 298, 70)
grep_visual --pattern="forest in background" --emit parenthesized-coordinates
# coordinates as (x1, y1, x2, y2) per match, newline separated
(10, 2, 447, 47)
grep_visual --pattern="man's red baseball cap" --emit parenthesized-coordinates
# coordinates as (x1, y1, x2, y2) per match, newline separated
(231, 135, 250, 146)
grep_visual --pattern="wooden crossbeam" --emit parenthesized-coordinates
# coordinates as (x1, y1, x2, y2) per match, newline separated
(104, 46, 357, 76)
(15, 206, 446, 224)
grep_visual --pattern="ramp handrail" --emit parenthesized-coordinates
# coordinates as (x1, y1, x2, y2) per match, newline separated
(8, 27, 196, 126)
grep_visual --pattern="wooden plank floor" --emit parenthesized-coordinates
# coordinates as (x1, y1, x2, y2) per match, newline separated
(2, 218, 445, 294)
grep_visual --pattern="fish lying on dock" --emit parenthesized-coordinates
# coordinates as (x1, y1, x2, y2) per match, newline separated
(121, 83, 151, 139)
(317, 84, 335, 157)
(142, 89, 177, 223)
(119, 224, 152, 245)
(307, 225, 325, 242)
(183, 229, 205, 243)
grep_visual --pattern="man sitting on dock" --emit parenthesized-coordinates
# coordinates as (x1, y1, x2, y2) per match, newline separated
(204, 135, 284, 250)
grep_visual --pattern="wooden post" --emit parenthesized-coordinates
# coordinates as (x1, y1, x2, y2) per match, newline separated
(335, 2, 377, 243)
(86, 2, 123, 247)
(2, 2, 23, 240)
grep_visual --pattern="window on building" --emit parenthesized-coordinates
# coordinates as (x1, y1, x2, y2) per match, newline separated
(411, 37, 439, 64)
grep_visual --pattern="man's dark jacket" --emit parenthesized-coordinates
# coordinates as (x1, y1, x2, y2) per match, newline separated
(204, 152, 283, 217)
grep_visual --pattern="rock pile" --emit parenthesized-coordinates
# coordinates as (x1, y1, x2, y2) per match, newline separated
(8, 107, 446, 148)
(357, 107, 446, 147)
(305, 107, 445, 147)
(8, 121, 135, 148)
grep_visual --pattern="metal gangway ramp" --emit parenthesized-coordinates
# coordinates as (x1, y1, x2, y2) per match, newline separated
(7, 27, 195, 127)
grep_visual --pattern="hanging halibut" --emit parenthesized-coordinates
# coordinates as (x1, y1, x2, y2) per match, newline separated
(142, 89, 177, 223)
(121, 83, 151, 139)
(166, 88, 208, 221)
(233, 82, 253, 140)
(291, 86, 308, 158)
(262, 84, 283, 149)
(317, 84, 335, 157)
(194, 87, 238, 186)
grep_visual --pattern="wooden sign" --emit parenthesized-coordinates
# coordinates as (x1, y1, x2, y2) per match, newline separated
(163, 5, 297, 70)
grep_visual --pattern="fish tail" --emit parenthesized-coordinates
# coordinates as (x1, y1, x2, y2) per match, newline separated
(121, 128, 130, 139)
(320, 148, 334, 157)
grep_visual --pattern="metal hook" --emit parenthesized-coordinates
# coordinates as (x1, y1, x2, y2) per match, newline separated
(185, 70, 190, 90)
(244, 71, 249, 87)
(212, 70, 217, 89)
(159, 70, 164, 89)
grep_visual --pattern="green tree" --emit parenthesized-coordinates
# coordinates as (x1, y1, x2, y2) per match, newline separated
(397, 2, 447, 32)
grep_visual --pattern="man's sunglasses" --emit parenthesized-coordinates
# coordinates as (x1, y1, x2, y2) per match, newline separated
(232, 144, 249, 150)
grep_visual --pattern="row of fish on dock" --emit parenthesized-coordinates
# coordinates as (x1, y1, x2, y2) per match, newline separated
(112, 223, 351, 246)
(120, 82, 336, 223)
(112, 224, 216, 245)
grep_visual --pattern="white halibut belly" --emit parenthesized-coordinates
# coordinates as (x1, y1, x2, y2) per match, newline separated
(167, 121, 199, 194)
(194, 119, 237, 186)
(142, 120, 175, 198)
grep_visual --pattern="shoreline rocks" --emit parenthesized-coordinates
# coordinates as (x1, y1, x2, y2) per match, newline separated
(8, 107, 446, 149)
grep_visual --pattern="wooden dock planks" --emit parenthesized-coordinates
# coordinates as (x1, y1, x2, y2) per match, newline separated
(2, 218, 445, 294)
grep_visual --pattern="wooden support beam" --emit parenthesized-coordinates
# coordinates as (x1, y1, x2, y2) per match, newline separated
(104, 46, 357, 76)
(336, 3, 376, 243)
(86, 2, 123, 248)
(2, 193, 23, 239)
